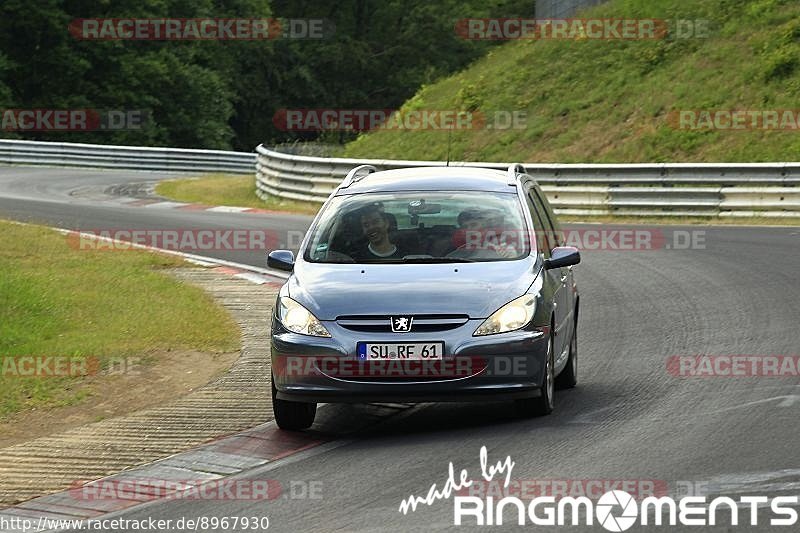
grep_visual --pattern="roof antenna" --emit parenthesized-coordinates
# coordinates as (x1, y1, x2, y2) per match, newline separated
(446, 123, 453, 167)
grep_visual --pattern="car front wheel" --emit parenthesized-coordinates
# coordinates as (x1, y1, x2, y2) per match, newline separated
(515, 332, 554, 417)
(272, 376, 316, 430)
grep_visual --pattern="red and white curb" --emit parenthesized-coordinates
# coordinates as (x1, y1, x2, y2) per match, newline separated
(0, 401, 415, 532)
(55, 224, 290, 287)
(0, 423, 328, 531)
(118, 197, 283, 216)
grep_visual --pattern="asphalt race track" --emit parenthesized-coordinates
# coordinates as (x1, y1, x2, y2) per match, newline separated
(1, 166, 799, 532)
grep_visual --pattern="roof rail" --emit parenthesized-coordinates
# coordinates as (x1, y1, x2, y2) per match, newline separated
(507, 163, 527, 184)
(340, 164, 378, 188)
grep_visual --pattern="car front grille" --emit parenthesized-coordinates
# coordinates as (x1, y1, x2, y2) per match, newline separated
(335, 314, 469, 333)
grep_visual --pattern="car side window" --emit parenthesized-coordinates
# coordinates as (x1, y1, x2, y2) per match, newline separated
(524, 184, 551, 258)
(531, 185, 563, 247)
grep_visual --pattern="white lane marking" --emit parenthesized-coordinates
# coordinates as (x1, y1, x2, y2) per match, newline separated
(234, 272, 272, 285)
(569, 393, 799, 426)
(142, 201, 191, 209)
(705, 394, 799, 413)
(185, 258, 218, 267)
(206, 206, 251, 213)
(778, 395, 799, 407)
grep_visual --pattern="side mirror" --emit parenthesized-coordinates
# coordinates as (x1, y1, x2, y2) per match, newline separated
(267, 250, 295, 272)
(544, 246, 580, 270)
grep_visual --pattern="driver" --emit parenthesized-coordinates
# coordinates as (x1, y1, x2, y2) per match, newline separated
(352, 204, 408, 261)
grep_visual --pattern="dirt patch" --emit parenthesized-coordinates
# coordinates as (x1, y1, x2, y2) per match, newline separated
(0, 349, 238, 448)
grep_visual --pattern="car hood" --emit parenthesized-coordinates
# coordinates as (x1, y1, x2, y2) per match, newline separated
(288, 258, 539, 320)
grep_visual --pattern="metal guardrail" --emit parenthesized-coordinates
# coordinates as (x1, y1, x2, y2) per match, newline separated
(256, 145, 800, 217)
(0, 139, 255, 173)
(1, 139, 797, 217)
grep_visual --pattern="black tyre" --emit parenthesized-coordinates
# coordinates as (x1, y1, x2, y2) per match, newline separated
(515, 331, 555, 417)
(272, 376, 316, 430)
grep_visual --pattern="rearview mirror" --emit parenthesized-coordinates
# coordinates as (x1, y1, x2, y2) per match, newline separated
(267, 250, 295, 272)
(408, 199, 441, 215)
(544, 246, 580, 270)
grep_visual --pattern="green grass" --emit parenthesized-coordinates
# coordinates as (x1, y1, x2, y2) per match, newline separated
(155, 175, 321, 215)
(0, 220, 240, 419)
(344, 0, 800, 163)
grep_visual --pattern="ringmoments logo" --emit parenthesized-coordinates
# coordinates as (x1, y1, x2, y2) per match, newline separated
(398, 447, 798, 529)
(595, 490, 638, 531)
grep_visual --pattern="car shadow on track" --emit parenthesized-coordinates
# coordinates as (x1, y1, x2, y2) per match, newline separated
(308, 382, 621, 440)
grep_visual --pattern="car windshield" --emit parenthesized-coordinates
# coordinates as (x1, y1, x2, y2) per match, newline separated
(304, 191, 531, 264)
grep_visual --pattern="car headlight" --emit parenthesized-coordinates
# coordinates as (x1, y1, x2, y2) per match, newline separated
(277, 296, 331, 337)
(474, 294, 537, 336)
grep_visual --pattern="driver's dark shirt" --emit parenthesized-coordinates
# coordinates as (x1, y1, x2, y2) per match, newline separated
(351, 242, 408, 261)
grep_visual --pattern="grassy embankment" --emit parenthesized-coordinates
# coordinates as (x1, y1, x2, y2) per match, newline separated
(158, 0, 800, 223)
(0, 220, 240, 419)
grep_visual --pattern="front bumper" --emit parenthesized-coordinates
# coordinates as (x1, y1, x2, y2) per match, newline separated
(271, 317, 549, 403)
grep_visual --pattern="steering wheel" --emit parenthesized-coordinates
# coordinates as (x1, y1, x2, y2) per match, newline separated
(445, 244, 502, 259)
(325, 250, 356, 263)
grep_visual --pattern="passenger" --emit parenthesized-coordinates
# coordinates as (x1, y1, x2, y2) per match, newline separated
(457, 209, 488, 230)
(454, 208, 518, 258)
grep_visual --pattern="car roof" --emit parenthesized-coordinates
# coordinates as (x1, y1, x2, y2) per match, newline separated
(336, 166, 517, 194)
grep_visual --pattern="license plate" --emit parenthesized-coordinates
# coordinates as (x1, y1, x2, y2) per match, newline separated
(357, 342, 444, 361)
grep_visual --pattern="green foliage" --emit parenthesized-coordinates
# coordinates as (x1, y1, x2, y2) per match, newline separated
(456, 81, 485, 112)
(345, 0, 800, 163)
(0, 0, 531, 150)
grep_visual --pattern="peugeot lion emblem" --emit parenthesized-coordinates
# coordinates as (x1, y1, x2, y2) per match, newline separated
(390, 316, 413, 333)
